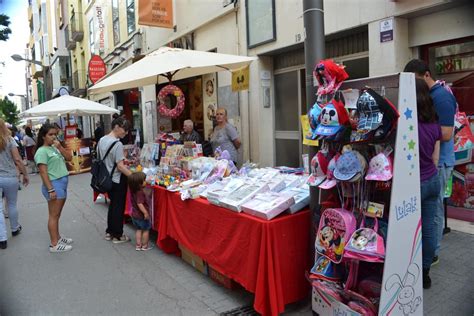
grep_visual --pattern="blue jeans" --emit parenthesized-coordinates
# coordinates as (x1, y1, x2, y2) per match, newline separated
(421, 172, 441, 269)
(0, 176, 21, 241)
(435, 165, 453, 256)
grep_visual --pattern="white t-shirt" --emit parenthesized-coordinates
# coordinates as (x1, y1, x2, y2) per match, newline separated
(23, 135, 36, 147)
(97, 135, 125, 184)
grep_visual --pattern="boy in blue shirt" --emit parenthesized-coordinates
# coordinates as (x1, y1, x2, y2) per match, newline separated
(404, 59, 457, 266)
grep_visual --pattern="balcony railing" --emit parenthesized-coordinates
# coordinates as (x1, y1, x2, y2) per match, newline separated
(69, 12, 84, 42)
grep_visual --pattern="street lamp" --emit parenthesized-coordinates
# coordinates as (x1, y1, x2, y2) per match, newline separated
(11, 54, 50, 102)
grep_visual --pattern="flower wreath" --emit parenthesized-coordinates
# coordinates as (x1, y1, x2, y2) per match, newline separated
(157, 84, 185, 119)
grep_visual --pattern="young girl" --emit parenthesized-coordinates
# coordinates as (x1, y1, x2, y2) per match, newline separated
(35, 123, 73, 253)
(416, 78, 441, 289)
(128, 172, 152, 251)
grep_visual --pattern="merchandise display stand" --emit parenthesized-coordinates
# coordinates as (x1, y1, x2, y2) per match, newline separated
(312, 73, 423, 315)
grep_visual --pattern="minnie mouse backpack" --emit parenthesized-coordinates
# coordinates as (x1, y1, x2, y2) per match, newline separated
(315, 208, 357, 264)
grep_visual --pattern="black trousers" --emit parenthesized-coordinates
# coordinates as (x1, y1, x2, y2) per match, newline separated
(106, 174, 127, 238)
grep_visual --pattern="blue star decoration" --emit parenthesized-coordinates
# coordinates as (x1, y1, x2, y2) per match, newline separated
(407, 154, 412, 161)
(411, 164, 415, 169)
(403, 135, 407, 140)
(404, 108, 413, 120)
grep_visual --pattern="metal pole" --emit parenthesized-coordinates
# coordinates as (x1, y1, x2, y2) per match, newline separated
(303, 0, 325, 261)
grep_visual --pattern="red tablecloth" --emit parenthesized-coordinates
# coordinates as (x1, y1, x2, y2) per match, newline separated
(151, 186, 311, 316)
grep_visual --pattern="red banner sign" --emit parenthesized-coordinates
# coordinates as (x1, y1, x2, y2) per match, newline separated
(88, 55, 106, 84)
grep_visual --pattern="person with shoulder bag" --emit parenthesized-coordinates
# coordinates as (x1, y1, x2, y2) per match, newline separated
(96, 117, 132, 244)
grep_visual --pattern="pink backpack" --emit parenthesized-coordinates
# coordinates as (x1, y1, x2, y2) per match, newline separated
(316, 208, 357, 263)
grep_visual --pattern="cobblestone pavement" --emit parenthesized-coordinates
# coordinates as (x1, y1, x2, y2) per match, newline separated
(0, 173, 472, 315)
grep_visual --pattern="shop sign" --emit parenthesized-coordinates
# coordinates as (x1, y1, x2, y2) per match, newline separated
(380, 18, 393, 43)
(138, 0, 173, 29)
(435, 54, 474, 74)
(96, 6, 105, 53)
(88, 55, 106, 84)
(231, 65, 249, 92)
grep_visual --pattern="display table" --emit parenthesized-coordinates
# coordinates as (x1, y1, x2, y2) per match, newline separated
(146, 185, 311, 316)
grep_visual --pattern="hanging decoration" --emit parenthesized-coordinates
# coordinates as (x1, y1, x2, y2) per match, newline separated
(157, 84, 185, 118)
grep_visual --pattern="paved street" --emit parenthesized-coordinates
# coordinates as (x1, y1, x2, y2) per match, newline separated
(0, 173, 473, 315)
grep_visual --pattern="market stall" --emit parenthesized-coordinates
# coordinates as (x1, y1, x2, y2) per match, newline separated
(117, 131, 315, 315)
(20, 95, 119, 174)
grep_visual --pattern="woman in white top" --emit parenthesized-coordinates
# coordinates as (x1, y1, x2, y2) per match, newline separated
(0, 119, 29, 249)
(23, 126, 37, 174)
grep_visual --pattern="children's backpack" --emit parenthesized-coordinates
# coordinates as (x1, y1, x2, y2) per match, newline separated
(315, 208, 357, 263)
(310, 254, 344, 282)
(90, 140, 119, 193)
(344, 217, 385, 262)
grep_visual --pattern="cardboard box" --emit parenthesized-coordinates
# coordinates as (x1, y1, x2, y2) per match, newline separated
(178, 244, 208, 275)
(241, 192, 295, 220)
(208, 265, 237, 290)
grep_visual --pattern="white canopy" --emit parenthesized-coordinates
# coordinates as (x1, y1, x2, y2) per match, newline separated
(89, 47, 257, 95)
(20, 95, 120, 118)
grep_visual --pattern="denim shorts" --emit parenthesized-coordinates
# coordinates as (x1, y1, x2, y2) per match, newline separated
(132, 218, 151, 230)
(41, 176, 68, 201)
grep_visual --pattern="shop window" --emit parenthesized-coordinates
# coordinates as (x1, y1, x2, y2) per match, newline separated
(112, 0, 120, 45)
(127, 0, 135, 34)
(422, 37, 474, 114)
(341, 56, 369, 80)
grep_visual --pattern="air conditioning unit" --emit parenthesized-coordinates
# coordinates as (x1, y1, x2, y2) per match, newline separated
(133, 33, 142, 55)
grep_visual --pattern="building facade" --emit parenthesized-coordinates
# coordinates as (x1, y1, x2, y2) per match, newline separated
(27, 0, 474, 167)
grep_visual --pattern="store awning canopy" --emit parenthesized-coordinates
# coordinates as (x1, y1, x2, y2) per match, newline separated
(88, 47, 257, 95)
(20, 95, 120, 118)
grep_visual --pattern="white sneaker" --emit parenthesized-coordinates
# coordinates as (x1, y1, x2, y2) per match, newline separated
(49, 243, 72, 253)
(112, 235, 131, 244)
(58, 236, 73, 245)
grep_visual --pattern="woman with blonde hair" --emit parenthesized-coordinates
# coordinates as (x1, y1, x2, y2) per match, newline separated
(0, 119, 29, 249)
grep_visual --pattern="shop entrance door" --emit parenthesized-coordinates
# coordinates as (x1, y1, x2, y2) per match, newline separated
(274, 68, 307, 167)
